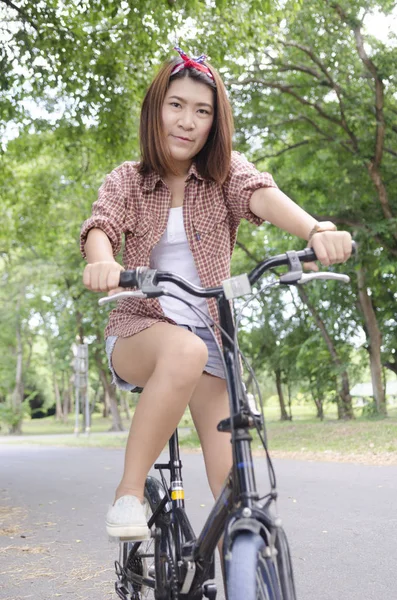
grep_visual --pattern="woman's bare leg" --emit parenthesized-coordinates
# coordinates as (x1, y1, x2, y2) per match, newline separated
(189, 373, 232, 586)
(189, 373, 232, 499)
(111, 323, 208, 503)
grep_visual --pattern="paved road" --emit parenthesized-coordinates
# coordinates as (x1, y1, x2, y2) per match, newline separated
(1, 444, 396, 600)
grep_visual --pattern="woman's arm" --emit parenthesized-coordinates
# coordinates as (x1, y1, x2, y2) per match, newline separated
(250, 187, 320, 240)
(249, 187, 352, 266)
(84, 228, 115, 263)
(83, 228, 124, 292)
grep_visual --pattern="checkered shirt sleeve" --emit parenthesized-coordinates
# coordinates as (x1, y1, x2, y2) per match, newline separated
(80, 167, 126, 257)
(223, 152, 278, 227)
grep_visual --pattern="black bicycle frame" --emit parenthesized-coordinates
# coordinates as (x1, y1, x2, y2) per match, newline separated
(121, 247, 332, 596)
(149, 288, 263, 597)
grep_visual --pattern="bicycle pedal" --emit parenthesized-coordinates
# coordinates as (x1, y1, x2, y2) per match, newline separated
(115, 581, 131, 600)
(203, 582, 217, 599)
(118, 532, 152, 542)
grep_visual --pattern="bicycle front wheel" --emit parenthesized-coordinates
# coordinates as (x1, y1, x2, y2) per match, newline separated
(226, 531, 282, 600)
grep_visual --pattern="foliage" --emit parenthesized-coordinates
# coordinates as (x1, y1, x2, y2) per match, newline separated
(1, 0, 396, 429)
(0, 398, 31, 431)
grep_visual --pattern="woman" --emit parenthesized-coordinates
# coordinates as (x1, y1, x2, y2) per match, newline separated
(80, 48, 352, 539)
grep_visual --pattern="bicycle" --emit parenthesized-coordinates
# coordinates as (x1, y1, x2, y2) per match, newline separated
(99, 244, 354, 600)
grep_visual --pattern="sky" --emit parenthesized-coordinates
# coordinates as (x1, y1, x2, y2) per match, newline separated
(364, 6, 397, 43)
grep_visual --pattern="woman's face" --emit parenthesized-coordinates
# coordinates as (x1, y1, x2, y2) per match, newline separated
(161, 77, 214, 174)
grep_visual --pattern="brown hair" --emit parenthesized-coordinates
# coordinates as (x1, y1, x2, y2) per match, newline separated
(138, 57, 234, 184)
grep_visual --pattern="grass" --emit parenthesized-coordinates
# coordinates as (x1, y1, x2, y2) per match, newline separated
(11, 413, 119, 436)
(1, 402, 397, 463)
(264, 417, 397, 454)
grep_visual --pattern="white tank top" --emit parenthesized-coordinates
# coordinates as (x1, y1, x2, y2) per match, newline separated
(149, 207, 210, 326)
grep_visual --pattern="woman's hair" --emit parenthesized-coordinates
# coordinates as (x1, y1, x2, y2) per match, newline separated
(138, 57, 234, 184)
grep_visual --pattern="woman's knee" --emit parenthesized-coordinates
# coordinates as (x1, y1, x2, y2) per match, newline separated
(156, 334, 208, 386)
(111, 324, 208, 389)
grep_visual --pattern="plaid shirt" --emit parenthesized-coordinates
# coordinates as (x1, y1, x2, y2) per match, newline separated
(80, 151, 277, 346)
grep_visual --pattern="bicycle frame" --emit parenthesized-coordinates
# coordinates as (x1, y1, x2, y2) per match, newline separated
(111, 245, 354, 598)
(140, 292, 267, 598)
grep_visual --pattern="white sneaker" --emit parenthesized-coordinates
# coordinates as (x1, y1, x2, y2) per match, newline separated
(106, 495, 151, 540)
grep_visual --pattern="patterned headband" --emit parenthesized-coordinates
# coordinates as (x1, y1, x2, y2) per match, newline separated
(171, 46, 214, 80)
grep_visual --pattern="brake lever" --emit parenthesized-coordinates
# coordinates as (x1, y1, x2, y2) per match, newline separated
(98, 291, 148, 305)
(297, 273, 350, 284)
(98, 285, 169, 306)
(278, 251, 303, 284)
(278, 251, 351, 285)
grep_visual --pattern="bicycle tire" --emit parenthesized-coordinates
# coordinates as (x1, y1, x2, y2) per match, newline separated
(226, 531, 282, 600)
(274, 526, 297, 600)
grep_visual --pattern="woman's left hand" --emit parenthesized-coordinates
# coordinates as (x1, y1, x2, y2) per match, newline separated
(306, 230, 352, 271)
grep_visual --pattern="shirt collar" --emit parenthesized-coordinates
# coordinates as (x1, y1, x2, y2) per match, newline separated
(141, 162, 205, 191)
(141, 171, 162, 191)
(186, 161, 205, 183)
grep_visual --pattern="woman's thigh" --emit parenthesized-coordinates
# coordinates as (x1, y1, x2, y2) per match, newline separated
(111, 322, 208, 389)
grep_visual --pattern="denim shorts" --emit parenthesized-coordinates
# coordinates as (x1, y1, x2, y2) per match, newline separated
(105, 324, 226, 392)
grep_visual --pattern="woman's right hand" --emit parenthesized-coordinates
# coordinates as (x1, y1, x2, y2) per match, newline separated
(83, 261, 125, 293)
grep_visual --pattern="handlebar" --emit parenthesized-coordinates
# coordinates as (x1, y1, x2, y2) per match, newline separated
(98, 242, 356, 306)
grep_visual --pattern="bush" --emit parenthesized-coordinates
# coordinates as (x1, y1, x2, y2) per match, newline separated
(0, 400, 31, 433)
(361, 400, 380, 418)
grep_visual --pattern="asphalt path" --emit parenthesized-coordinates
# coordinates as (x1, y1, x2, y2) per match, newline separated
(1, 444, 396, 600)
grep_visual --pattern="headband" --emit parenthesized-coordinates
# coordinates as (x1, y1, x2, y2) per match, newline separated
(171, 46, 214, 81)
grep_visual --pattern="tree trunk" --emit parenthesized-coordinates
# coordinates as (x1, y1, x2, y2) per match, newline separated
(39, 311, 64, 420)
(54, 377, 63, 420)
(298, 288, 354, 419)
(315, 398, 324, 420)
(338, 370, 353, 419)
(62, 386, 70, 423)
(102, 386, 111, 418)
(287, 382, 293, 420)
(334, 376, 344, 420)
(311, 391, 324, 420)
(275, 368, 289, 421)
(311, 378, 324, 420)
(356, 266, 387, 416)
(62, 373, 74, 423)
(120, 392, 131, 421)
(11, 293, 24, 434)
(96, 360, 124, 431)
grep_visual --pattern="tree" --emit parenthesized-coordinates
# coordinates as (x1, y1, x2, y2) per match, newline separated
(208, 0, 396, 415)
(234, 222, 357, 420)
(0, 0, 284, 143)
(2, 0, 395, 430)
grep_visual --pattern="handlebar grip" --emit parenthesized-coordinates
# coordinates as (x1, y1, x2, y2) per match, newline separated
(301, 247, 317, 262)
(302, 240, 357, 263)
(119, 270, 139, 288)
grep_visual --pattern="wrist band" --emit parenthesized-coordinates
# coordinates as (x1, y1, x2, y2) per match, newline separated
(307, 222, 337, 245)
